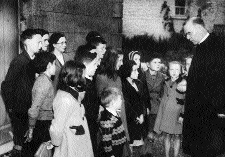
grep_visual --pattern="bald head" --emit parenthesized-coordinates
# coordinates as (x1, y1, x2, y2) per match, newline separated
(184, 17, 208, 45)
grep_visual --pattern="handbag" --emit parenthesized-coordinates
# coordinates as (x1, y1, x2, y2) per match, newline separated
(35, 141, 53, 157)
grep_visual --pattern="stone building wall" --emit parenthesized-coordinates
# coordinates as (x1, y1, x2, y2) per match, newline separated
(22, 0, 123, 55)
(123, 0, 172, 39)
(187, 0, 225, 33)
(123, 0, 225, 38)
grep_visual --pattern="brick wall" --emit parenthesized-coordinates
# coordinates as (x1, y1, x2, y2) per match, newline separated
(22, 0, 123, 55)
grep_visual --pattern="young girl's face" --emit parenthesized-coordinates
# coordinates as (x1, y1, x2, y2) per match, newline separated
(96, 43, 106, 59)
(130, 64, 139, 80)
(116, 54, 124, 70)
(133, 54, 141, 67)
(148, 58, 161, 72)
(169, 63, 181, 80)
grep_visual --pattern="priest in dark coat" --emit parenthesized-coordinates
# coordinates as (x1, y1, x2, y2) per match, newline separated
(182, 17, 225, 157)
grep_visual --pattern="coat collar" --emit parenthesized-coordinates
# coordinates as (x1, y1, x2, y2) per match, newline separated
(60, 85, 79, 100)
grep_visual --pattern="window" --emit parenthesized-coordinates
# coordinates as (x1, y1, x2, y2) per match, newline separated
(175, 0, 186, 15)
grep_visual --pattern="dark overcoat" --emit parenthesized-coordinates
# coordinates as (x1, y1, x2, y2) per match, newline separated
(122, 79, 148, 143)
(182, 34, 225, 157)
(1, 51, 35, 113)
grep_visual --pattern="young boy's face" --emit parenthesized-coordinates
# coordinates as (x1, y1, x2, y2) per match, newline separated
(48, 60, 56, 76)
(148, 58, 161, 72)
(113, 95, 122, 110)
(41, 34, 49, 52)
(130, 64, 139, 80)
(116, 54, 124, 70)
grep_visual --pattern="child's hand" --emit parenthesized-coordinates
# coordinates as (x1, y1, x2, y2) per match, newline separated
(69, 126, 77, 135)
(218, 114, 225, 118)
(176, 98, 185, 105)
(178, 117, 183, 124)
(137, 114, 144, 124)
(177, 79, 187, 92)
(147, 108, 150, 115)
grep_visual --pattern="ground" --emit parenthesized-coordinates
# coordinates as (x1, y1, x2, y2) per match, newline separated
(148, 135, 190, 157)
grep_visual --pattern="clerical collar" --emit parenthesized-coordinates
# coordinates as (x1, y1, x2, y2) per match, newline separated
(199, 33, 209, 44)
(85, 75, 93, 81)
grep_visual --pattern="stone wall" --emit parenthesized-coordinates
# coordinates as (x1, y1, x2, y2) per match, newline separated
(123, 0, 171, 39)
(123, 0, 225, 37)
(22, 0, 123, 55)
(187, 0, 225, 32)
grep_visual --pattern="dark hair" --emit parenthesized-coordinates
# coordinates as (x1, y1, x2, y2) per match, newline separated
(100, 87, 121, 108)
(121, 60, 137, 79)
(86, 37, 106, 49)
(49, 32, 65, 52)
(79, 53, 97, 65)
(36, 29, 49, 36)
(146, 52, 162, 63)
(58, 60, 86, 91)
(32, 52, 56, 74)
(20, 28, 41, 50)
(75, 44, 97, 62)
(86, 31, 103, 43)
(98, 47, 123, 80)
(192, 17, 205, 27)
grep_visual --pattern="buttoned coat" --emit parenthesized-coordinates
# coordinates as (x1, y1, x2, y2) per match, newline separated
(145, 71, 165, 114)
(50, 89, 94, 157)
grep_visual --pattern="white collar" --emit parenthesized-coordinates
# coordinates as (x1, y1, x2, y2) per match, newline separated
(85, 76, 93, 81)
(54, 51, 64, 65)
(27, 51, 35, 60)
(199, 33, 209, 44)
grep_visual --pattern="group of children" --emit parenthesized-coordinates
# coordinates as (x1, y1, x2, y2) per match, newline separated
(3, 28, 193, 157)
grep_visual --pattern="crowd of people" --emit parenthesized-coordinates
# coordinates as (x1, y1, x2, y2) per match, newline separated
(1, 16, 225, 157)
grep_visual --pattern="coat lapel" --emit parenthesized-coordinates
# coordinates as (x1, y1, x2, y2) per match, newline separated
(146, 70, 163, 90)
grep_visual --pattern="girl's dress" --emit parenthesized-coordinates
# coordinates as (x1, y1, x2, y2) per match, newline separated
(50, 85, 94, 157)
(154, 79, 185, 135)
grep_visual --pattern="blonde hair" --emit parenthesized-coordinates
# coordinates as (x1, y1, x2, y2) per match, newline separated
(100, 87, 121, 108)
(168, 61, 183, 73)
